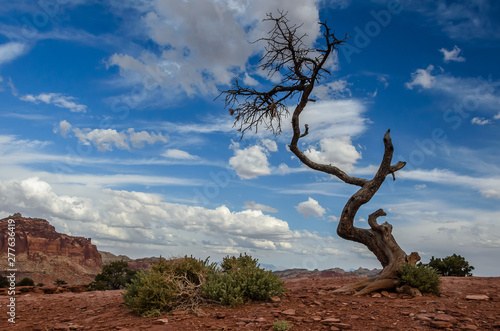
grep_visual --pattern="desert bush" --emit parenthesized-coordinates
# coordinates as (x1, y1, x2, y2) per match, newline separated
(122, 256, 211, 317)
(272, 319, 291, 331)
(425, 254, 474, 277)
(54, 279, 67, 286)
(17, 277, 35, 287)
(37, 283, 44, 287)
(202, 253, 284, 306)
(0, 275, 10, 288)
(89, 261, 137, 291)
(398, 263, 441, 295)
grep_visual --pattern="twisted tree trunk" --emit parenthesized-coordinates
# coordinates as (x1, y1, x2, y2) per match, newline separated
(221, 12, 419, 295)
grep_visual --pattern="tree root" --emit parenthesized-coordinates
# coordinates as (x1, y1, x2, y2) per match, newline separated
(334, 277, 399, 296)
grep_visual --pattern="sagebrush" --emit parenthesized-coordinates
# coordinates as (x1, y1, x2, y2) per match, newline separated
(398, 263, 441, 295)
(123, 254, 284, 317)
(202, 253, 284, 307)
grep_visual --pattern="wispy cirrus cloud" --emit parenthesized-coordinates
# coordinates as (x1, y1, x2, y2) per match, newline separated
(20, 92, 87, 113)
(0, 42, 27, 65)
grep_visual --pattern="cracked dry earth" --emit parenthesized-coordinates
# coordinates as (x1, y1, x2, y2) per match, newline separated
(2, 276, 500, 330)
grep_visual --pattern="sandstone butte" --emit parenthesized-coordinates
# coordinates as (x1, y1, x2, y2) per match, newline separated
(0, 213, 102, 285)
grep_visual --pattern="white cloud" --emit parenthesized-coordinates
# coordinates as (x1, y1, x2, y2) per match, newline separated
(0, 177, 98, 221)
(162, 149, 199, 160)
(260, 139, 278, 152)
(495, 112, 500, 120)
(415, 184, 427, 190)
(405, 67, 500, 115)
(471, 117, 492, 125)
(105, 0, 322, 99)
(304, 136, 361, 172)
(296, 197, 326, 218)
(284, 99, 368, 142)
(400, 168, 500, 200)
(20, 93, 87, 113)
(57, 121, 167, 152)
(229, 144, 271, 179)
(56, 120, 72, 137)
(405, 65, 435, 89)
(229, 139, 279, 179)
(0, 42, 27, 65)
(440, 45, 465, 62)
(313, 79, 352, 99)
(244, 201, 278, 213)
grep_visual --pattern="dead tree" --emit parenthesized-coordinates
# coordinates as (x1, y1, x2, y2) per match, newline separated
(220, 12, 420, 295)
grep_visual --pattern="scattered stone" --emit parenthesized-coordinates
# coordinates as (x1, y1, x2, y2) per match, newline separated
(461, 325, 478, 330)
(321, 317, 341, 325)
(372, 293, 382, 298)
(381, 291, 390, 297)
(281, 309, 296, 315)
(270, 296, 281, 303)
(156, 318, 169, 325)
(466, 295, 490, 301)
(52, 324, 69, 331)
(434, 314, 457, 324)
(430, 320, 454, 328)
(416, 314, 433, 322)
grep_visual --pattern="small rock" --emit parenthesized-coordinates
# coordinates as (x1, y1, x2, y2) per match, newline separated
(321, 318, 341, 325)
(270, 296, 281, 303)
(52, 324, 69, 331)
(434, 314, 457, 324)
(372, 293, 382, 298)
(156, 318, 169, 325)
(461, 325, 478, 330)
(281, 309, 296, 315)
(430, 320, 454, 328)
(465, 295, 490, 301)
(381, 291, 390, 297)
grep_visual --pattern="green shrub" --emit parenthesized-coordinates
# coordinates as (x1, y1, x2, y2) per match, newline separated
(122, 256, 211, 317)
(398, 263, 441, 295)
(0, 275, 10, 288)
(202, 253, 284, 306)
(272, 320, 291, 331)
(17, 277, 35, 287)
(426, 254, 474, 277)
(89, 261, 137, 291)
(54, 279, 67, 286)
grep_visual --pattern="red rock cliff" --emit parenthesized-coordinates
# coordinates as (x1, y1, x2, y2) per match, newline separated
(0, 213, 102, 285)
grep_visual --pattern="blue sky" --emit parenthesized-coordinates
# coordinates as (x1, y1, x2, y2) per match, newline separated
(1, 0, 499, 276)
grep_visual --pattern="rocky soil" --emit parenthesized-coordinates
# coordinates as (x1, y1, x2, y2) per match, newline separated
(2, 276, 499, 330)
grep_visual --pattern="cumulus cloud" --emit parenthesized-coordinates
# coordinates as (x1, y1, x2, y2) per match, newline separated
(288, 99, 368, 141)
(20, 92, 87, 113)
(0, 177, 98, 221)
(0, 42, 27, 65)
(229, 139, 278, 179)
(57, 120, 167, 152)
(105, 0, 322, 99)
(440, 45, 465, 62)
(304, 136, 361, 172)
(244, 201, 278, 213)
(471, 117, 492, 125)
(405, 65, 436, 89)
(296, 197, 326, 218)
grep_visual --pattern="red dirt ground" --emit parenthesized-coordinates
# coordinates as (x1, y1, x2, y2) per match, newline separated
(2, 276, 499, 330)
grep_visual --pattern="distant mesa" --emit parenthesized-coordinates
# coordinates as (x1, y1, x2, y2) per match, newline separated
(0, 213, 102, 285)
